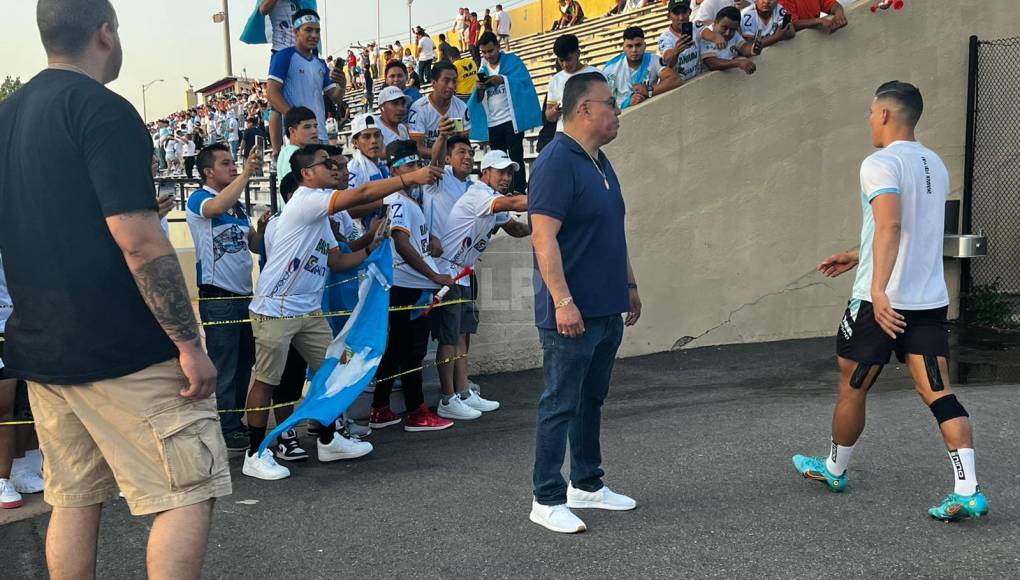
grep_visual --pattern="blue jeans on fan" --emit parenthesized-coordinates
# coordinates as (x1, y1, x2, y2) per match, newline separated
(532, 314, 624, 505)
(199, 290, 255, 438)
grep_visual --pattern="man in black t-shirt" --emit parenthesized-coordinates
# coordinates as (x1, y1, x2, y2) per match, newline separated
(239, 116, 266, 174)
(0, 2, 230, 578)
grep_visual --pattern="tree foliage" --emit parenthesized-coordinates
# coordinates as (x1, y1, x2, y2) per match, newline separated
(0, 76, 23, 102)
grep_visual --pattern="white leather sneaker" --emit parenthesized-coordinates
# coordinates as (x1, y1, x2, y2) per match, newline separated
(529, 500, 586, 533)
(317, 433, 373, 462)
(566, 483, 637, 511)
(460, 390, 500, 412)
(437, 395, 482, 420)
(242, 449, 291, 481)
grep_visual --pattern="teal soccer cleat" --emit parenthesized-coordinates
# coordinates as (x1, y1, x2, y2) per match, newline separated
(928, 490, 989, 522)
(792, 454, 848, 493)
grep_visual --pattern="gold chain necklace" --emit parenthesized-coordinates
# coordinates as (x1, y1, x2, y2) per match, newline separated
(563, 131, 609, 190)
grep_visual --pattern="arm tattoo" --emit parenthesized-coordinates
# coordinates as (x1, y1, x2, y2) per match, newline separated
(131, 254, 200, 343)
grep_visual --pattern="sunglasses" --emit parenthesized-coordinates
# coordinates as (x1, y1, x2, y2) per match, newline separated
(305, 158, 342, 171)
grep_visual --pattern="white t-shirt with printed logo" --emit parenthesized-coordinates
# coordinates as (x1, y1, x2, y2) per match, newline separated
(658, 27, 703, 83)
(269, 0, 298, 51)
(439, 181, 511, 288)
(740, 3, 788, 40)
(185, 186, 253, 295)
(408, 97, 471, 152)
(389, 193, 441, 289)
(481, 62, 512, 126)
(250, 186, 340, 317)
(851, 141, 950, 310)
(374, 115, 411, 146)
(700, 24, 748, 62)
(424, 166, 472, 240)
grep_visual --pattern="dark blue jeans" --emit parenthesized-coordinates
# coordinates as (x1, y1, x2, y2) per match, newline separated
(199, 296, 255, 437)
(533, 315, 624, 505)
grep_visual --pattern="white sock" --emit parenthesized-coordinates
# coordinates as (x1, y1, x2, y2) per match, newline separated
(825, 439, 854, 476)
(949, 448, 978, 496)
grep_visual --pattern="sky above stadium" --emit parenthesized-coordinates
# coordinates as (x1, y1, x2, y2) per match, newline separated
(1, 0, 515, 120)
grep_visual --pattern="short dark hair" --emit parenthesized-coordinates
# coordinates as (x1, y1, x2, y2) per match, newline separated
(478, 31, 499, 48)
(876, 80, 924, 125)
(280, 172, 299, 201)
(431, 60, 458, 82)
(385, 59, 407, 75)
(554, 34, 580, 59)
(196, 143, 231, 184)
(716, 6, 740, 22)
(439, 33, 447, 41)
(386, 139, 419, 166)
(562, 72, 608, 122)
(470, 11, 477, 17)
(292, 8, 320, 26)
(290, 144, 331, 183)
(323, 144, 344, 157)
(284, 106, 316, 134)
(622, 26, 645, 41)
(446, 134, 471, 152)
(37, 0, 116, 57)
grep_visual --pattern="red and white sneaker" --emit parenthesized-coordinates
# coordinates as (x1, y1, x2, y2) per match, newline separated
(0, 478, 24, 509)
(369, 406, 402, 429)
(404, 404, 454, 432)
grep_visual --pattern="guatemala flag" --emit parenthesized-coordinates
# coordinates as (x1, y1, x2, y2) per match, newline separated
(260, 243, 392, 453)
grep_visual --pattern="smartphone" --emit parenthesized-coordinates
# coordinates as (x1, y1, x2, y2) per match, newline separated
(781, 12, 792, 28)
(450, 117, 465, 132)
(753, 30, 763, 54)
(476, 71, 489, 84)
(681, 22, 694, 38)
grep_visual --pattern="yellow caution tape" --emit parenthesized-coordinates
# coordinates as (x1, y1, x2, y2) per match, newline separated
(201, 298, 471, 328)
(0, 354, 469, 426)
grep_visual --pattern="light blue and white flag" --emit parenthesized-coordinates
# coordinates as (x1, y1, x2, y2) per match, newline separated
(260, 242, 392, 453)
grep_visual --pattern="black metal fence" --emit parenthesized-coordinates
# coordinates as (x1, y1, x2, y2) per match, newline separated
(962, 35, 1020, 319)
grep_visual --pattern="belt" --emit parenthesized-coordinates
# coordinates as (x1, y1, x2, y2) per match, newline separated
(198, 285, 247, 299)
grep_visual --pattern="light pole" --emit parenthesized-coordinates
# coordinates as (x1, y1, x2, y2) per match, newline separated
(142, 78, 164, 122)
(212, 0, 233, 77)
(407, 0, 413, 45)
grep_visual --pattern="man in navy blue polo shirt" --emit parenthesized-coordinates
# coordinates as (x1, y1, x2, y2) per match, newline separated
(527, 72, 642, 534)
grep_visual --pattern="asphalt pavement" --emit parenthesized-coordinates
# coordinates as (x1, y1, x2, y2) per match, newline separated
(3, 333, 1019, 579)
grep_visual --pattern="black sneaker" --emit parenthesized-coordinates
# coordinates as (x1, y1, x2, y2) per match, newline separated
(273, 429, 309, 462)
(224, 432, 250, 452)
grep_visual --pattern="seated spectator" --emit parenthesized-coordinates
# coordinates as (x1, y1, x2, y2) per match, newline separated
(553, 0, 585, 30)
(376, 86, 413, 146)
(608, 0, 650, 15)
(659, 0, 703, 83)
(603, 26, 682, 109)
(701, 6, 760, 74)
(742, 0, 796, 47)
(781, 0, 847, 33)
(383, 59, 423, 105)
(438, 33, 461, 63)
(546, 34, 602, 132)
(693, 0, 750, 24)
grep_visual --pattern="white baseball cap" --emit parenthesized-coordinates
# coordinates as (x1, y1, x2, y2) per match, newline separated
(377, 85, 412, 107)
(350, 113, 380, 138)
(480, 149, 520, 172)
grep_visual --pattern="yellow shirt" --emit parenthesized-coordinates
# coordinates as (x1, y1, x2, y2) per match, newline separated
(454, 57, 478, 96)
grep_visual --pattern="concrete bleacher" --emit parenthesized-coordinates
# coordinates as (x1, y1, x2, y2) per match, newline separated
(336, 4, 670, 167)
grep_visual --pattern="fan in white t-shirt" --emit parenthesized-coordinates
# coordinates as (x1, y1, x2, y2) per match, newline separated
(433, 149, 530, 418)
(408, 62, 471, 161)
(243, 143, 442, 480)
(700, 6, 759, 74)
(423, 135, 475, 242)
(659, 0, 704, 83)
(375, 86, 412, 146)
(740, 0, 795, 48)
(545, 34, 604, 132)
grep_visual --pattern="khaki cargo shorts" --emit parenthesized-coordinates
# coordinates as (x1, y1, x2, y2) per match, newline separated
(27, 359, 232, 515)
(251, 311, 331, 386)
